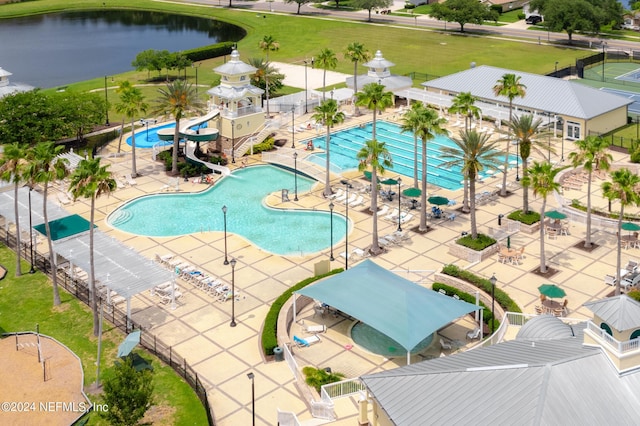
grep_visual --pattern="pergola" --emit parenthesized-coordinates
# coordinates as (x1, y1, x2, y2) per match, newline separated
(295, 260, 480, 364)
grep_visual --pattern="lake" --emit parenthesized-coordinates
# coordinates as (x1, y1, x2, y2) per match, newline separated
(0, 10, 244, 88)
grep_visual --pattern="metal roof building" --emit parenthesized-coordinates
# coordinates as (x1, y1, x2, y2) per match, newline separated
(360, 315, 640, 425)
(420, 65, 633, 141)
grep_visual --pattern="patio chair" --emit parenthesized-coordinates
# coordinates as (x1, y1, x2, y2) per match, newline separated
(625, 260, 638, 272)
(293, 334, 321, 348)
(604, 274, 616, 286)
(439, 338, 452, 350)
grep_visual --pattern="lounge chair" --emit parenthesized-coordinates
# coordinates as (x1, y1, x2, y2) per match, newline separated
(328, 188, 343, 200)
(440, 338, 452, 350)
(376, 204, 389, 217)
(293, 334, 321, 347)
(125, 173, 137, 186)
(400, 213, 414, 224)
(304, 324, 327, 334)
(349, 195, 364, 207)
(57, 192, 72, 205)
(343, 193, 357, 205)
(466, 328, 481, 340)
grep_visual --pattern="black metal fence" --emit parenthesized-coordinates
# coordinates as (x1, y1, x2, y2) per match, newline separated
(0, 227, 215, 425)
(406, 72, 441, 83)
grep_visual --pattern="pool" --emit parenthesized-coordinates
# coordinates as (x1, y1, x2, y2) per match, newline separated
(126, 121, 209, 149)
(350, 322, 434, 357)
(107, 165, 348, 256)
(307, 121, 514, 191)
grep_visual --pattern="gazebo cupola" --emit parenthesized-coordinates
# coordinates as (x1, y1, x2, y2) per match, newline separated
(345, 50, 412, 95)
(365, 50, 394, 80)
(207, 49, 265, 147)
(0, 67, 11, 87)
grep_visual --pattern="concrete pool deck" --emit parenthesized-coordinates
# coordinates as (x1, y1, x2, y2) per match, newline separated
(49, 106, 640, 425)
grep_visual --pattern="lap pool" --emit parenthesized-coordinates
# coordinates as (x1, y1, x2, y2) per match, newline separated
(307, 121, 513, 191)
(107, 165, 347, 256)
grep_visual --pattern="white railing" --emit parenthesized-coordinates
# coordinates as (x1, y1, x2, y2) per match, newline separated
(310, 399, 335, 421)
(225, 121, 275, 159)
(321, 378, 366, 402)
(277, 409, 302, 426)
(282, 343, 302, 383)
(586, 321, 640, 353)
(262, 150, 326, 182)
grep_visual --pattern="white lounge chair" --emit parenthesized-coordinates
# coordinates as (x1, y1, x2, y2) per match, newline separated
(440, 338, 452, 350)
(376, 204, 389, 217)
(304, 324, 327, 334)
(466, 328, 481, 340)
(57, 192, 72, 205)
(343, 193, 357, 205)
(349, 195, 364, 207)
(328, 188, 343, 200)
(124, 173, 137, 186)
(293, 334, 321, 347)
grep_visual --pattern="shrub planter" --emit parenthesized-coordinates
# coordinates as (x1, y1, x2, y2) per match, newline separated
(448, 241, 498, 262)
(507, 219, 541, 235)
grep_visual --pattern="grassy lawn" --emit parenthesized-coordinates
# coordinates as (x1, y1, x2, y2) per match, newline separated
(496, 9, 523, 23)
(0, 245, 207, 425)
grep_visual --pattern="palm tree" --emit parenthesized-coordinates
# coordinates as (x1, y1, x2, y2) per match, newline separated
(493, 73, 526, 196)
(153, 80, 205, 175)
(249, 58, 284, 119)
(69, 157, 117, 336)
(356, 82, 393, 142)
(115, 84, 148, 177)
(0, 143, 27, 276)
(602, 168, 640, 295)
(259, 35, 279, 118)
(508, 114, 553, 214)
(568, 136, 612, 249)
(521, 161, 564, 274)
(312, 99, 345, 197)
(440, 130, 503, 239)
(400, 103, 448, 231)
(344, 42, 370, 116)
(448, 92, 480, 132)
(26, 142, 69, 305)
(316, 48, 337, 100)
(448, 92, 481, 213)
(357, 139, 393, 255)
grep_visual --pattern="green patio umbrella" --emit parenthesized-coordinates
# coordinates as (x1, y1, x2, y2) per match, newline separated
(538, 284, 566, 299)
(428, 196, 449, 206)
(381, 178, 398, 186)
(621, 222, 640, 231)
(363, 171, 380, 183)
(544, 210, 567, 220)
(403, 187, 422, 197)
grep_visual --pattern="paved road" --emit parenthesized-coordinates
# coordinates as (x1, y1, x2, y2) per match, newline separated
(190, 0, 640, 52)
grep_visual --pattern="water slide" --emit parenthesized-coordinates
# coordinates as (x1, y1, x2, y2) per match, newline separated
(157, 109, 231, 176)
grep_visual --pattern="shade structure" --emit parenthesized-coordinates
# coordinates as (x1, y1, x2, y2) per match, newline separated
(545, 210, 567, 220)
(538, 284, 566, 299)
(117, 330, 141, 357)
(296, 260, 480, 353)
(403, 187, 422, 197)
(428, 196, 449, 206)
(33, 214, 95, 241)
(621, 222, 640, 231)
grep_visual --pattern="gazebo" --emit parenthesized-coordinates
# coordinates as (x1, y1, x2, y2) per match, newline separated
(294, 260, 481, 364)
(0, 67, 33, 98)
(345, 50, 412, 94)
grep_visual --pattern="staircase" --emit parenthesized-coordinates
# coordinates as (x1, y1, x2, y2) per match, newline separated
(224, 121, 275, 159)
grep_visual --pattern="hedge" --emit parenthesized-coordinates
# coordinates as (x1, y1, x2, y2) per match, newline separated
(432, 282, 499, 331)
(262, 268, 344, 356)
(508, 209, 541, 225)
(441, 264, 522, 313)
(456, 233, 496, 251)
(183, 41, 236, 62)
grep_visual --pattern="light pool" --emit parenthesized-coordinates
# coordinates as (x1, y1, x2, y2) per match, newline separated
(307, 121, 515, 191)
(350, 322, 434, 357)
(107, 165, 347, 256)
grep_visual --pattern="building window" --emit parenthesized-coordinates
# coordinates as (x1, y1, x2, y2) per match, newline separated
(567, 121, 581, 140)
(600, 322, 613, 336)
(240, 76, 246, 81)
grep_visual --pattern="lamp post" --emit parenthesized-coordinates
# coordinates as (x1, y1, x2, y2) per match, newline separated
(231, 119, 236, 163)
(229, 258, 237, 327)
(561, 136, 565, 162)
(340, 179, 351, 270)
(192, 63, 200, 96)
(293, 152, 299, 201)
(27, 186, 35, 274)
(554, 61, 558, 77)
(329, 202, 335, 261)
(515, 140, 520, 181)
(397, 177, 402, 232)
(222, 205, 229, 265)
(489, 273, 497, 334)
(304, 59, 309, 114)
(247, 372, 255, 426)
(602, 42, 607, 82)
(547, 112, 551, 161)
(291, 106, 295, 149)
(103, 75, 112, 126)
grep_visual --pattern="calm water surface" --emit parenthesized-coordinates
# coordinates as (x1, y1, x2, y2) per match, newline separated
(0, 10, 244, 88)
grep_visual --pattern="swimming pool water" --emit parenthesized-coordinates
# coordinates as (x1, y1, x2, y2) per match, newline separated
(350, 322, 434, 357)
(308, 121, 514, 191)
(107, 165, 347, 256)
(126, 121, 209, 149)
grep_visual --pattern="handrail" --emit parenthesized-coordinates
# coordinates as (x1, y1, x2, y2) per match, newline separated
(320, 378, 366, 402)
(585, 321, 640, 353)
